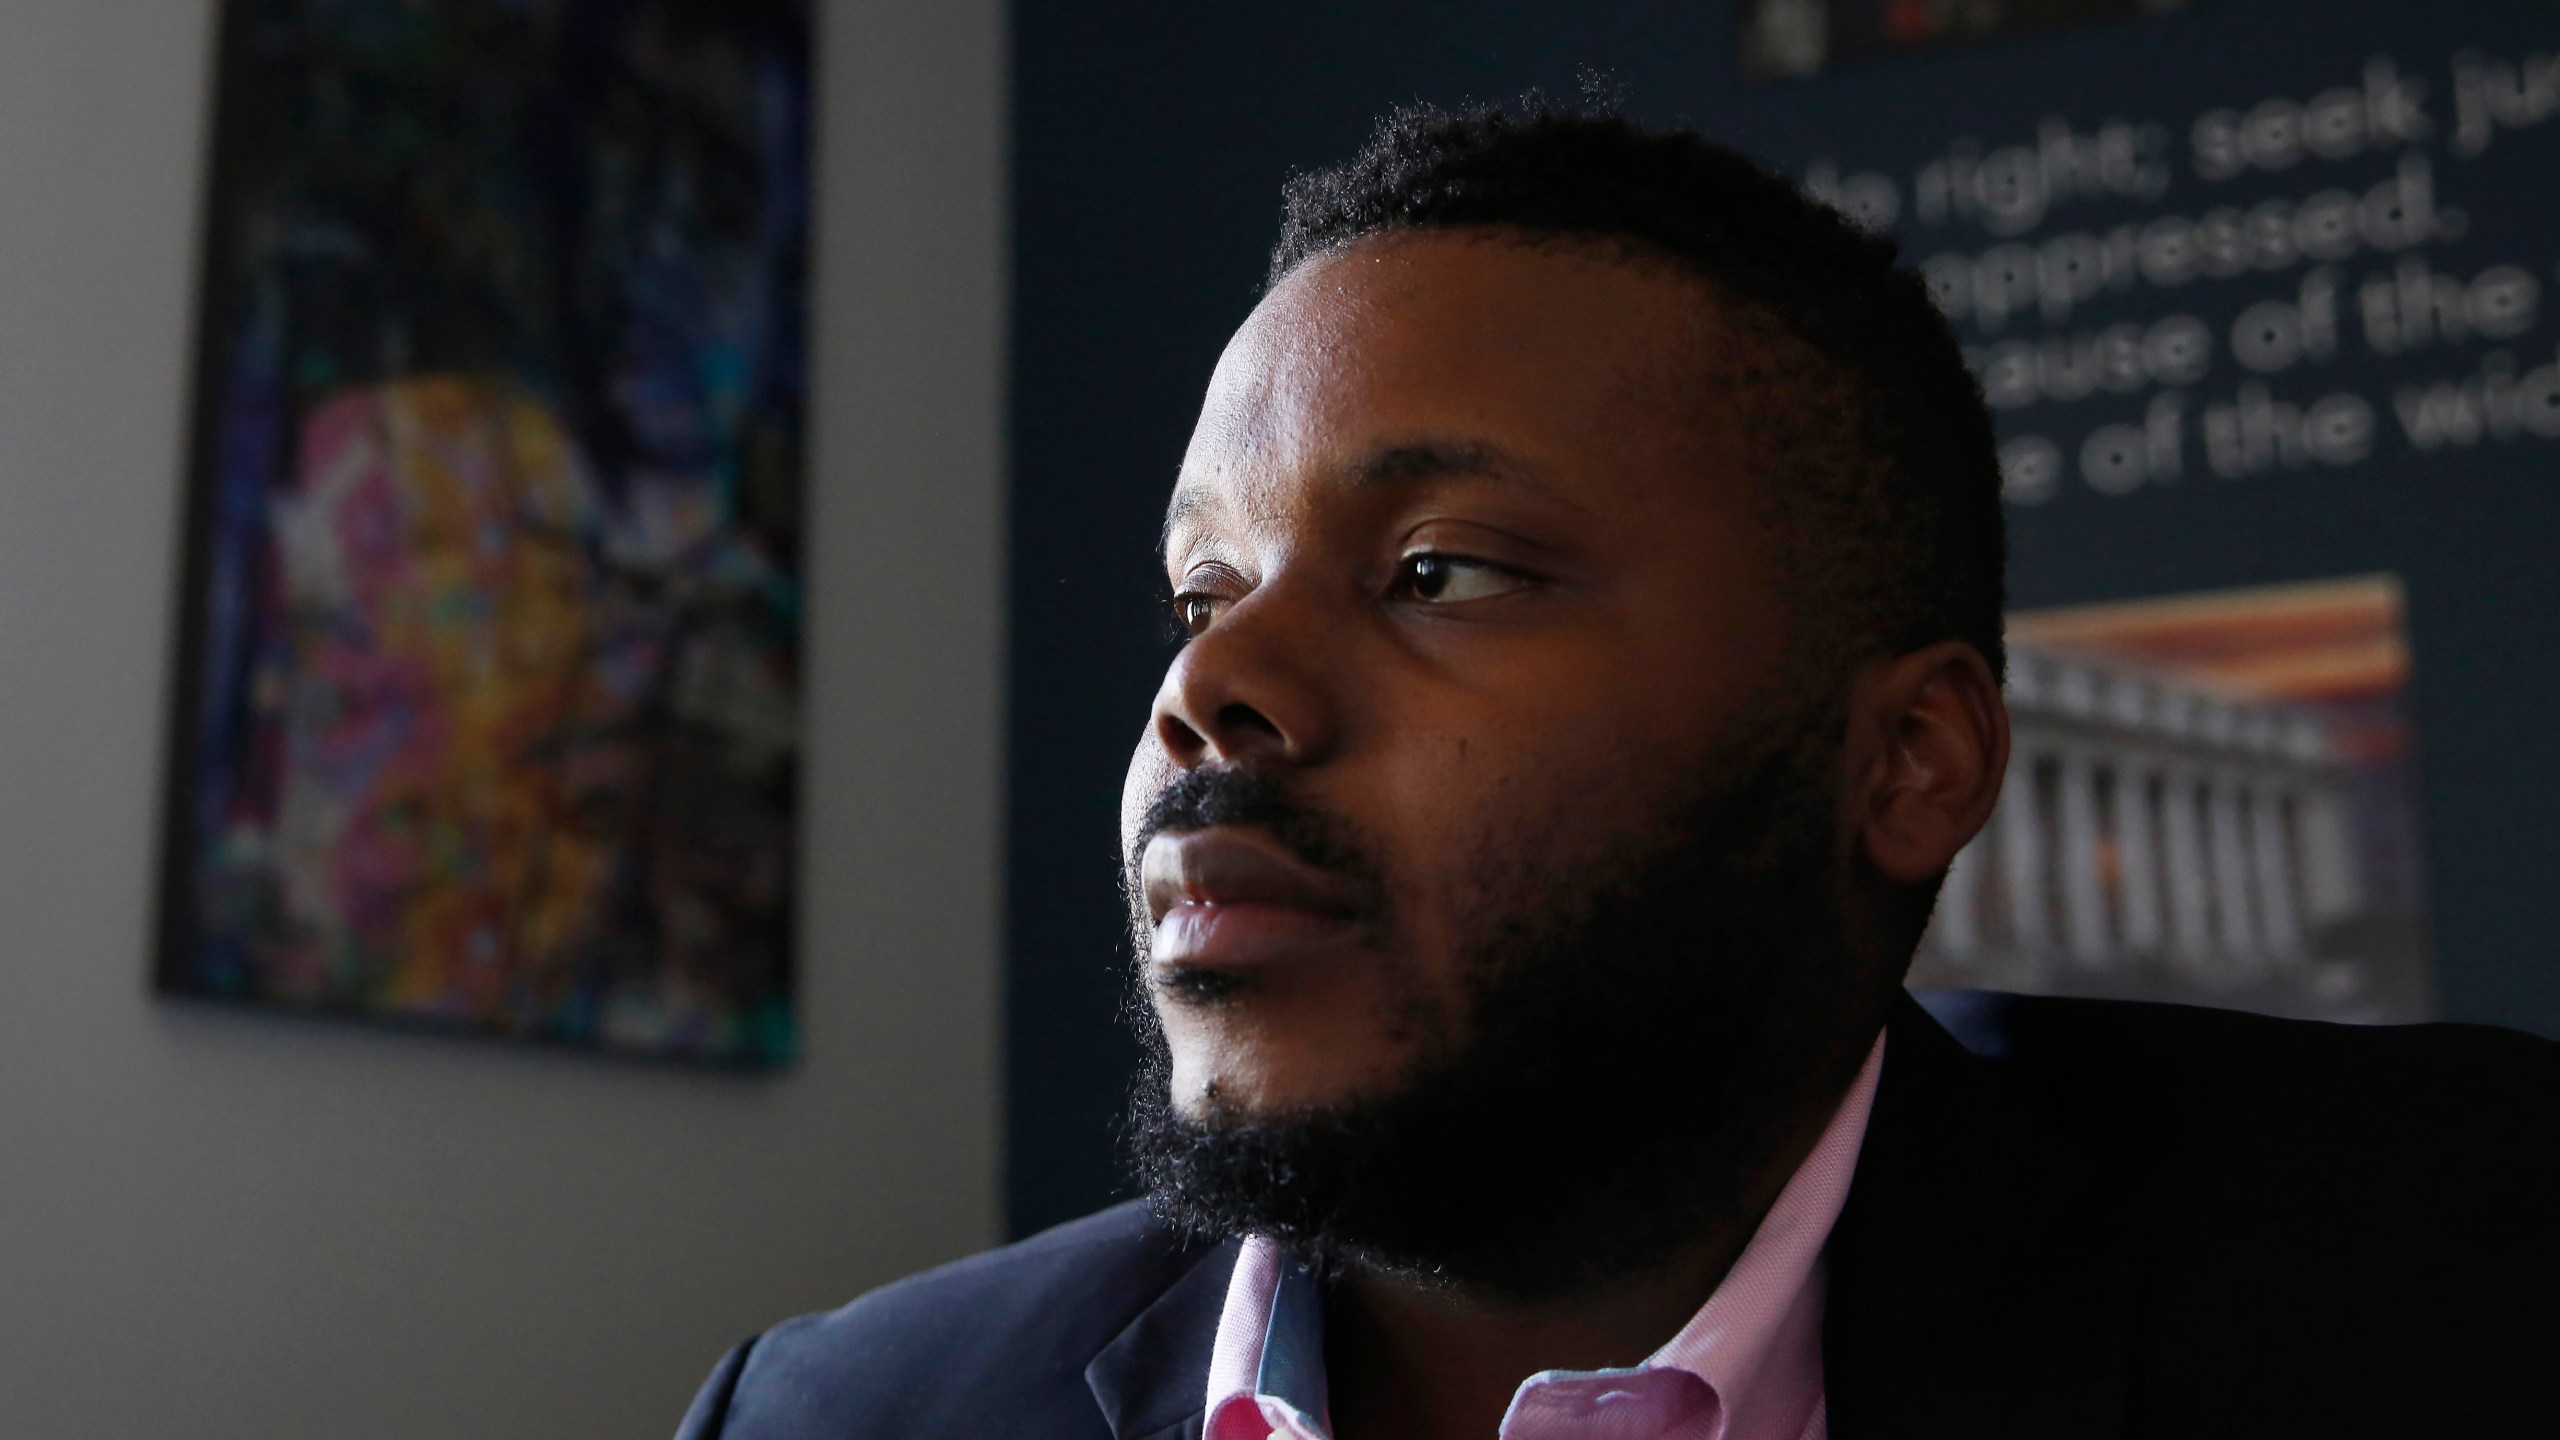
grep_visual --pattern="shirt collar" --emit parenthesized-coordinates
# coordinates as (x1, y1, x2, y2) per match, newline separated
(1202, 1031, 1887, 1440)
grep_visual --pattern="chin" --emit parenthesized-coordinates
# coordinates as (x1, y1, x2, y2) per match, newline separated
(1172, 1056, 1379, 1125)
(1151, 981, 1432, 1122)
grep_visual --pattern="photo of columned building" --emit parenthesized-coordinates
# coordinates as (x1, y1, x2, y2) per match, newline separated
(1912, 576, 2434, 1023)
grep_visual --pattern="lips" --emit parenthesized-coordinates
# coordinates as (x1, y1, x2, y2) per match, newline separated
(1140, 827, 1369, 973)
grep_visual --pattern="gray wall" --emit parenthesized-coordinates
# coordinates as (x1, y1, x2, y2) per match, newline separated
(0, 0, 1008, 1435)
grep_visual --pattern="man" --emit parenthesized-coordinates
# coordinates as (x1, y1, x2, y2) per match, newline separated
(678, 103, 2559, 1440)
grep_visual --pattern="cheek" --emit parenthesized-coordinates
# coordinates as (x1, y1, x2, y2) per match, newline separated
(1366, 724, 1622, 942)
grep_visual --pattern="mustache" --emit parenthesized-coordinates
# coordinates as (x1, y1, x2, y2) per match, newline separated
(1124, 766, 1380, 902)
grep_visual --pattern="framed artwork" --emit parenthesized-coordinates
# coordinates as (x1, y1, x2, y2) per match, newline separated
(1739, 0, 2206, 79)
(156, 0, 813, 1067)
(1912, 575, 2434, 1024)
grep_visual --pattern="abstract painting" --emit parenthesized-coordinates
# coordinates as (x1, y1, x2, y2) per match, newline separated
(158, 0, 812, 1066)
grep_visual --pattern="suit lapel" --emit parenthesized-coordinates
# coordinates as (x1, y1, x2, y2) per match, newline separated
(1085, 1235, 1241, 1440)
(1824, 994, 2141, 1440)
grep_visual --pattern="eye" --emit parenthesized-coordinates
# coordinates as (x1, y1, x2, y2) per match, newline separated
(1169, 591, 1231, 639)
(1164, 560, 1249, 642)
(1395, 553, 1527, 605)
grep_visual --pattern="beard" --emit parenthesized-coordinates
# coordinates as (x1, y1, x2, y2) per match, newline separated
(1120, 699, 1884, 1301)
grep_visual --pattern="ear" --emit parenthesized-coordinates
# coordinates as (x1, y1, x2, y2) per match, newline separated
(1844, 640, 2009, 885)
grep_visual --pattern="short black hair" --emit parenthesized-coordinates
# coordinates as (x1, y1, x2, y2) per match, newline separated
(1271, 100, 2006, 686)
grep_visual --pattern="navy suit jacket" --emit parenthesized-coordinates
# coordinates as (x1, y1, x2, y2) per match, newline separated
(676, 992, 2560, 1438)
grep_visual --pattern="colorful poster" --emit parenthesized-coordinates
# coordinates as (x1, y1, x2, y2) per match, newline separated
(159, 0, 812, 1066)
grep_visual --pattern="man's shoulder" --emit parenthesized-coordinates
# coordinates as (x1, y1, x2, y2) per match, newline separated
(680, 1200, 1232, 1440)
(1925, 990, 2560, 1386)
(770, 1196, 1205, 1344)
(1919, 987, 2560, 1160)
(1920, 988, 2560, 1197)
(1881, 991, 2560, 1429)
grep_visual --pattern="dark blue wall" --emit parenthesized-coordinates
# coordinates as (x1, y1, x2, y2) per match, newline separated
(1007, 0, 2560, 1235)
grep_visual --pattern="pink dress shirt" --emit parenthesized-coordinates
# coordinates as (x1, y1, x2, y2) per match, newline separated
(1202, 1033, 1887, 1440)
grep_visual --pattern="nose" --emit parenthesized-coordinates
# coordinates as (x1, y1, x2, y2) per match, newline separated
(1150, 588, 1340, 770)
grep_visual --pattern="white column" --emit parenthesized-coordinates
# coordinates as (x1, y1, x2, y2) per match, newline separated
(1997, 743, 2049, 958)
(2113, 757, 2165, 957)
(2057, 747, 2110, 966)
(2297, 783, 2362, 926)
(2208, 771, 2259, 964)
(2160, 767, 2214, 969)
(2251, 784, 2305, 961)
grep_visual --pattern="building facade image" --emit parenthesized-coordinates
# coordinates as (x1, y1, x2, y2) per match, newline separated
(1913, 637, 2416, 1022)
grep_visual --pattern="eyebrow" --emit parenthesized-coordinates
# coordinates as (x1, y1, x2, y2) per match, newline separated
(1159, 439, 1562, 550)
(1348, 439, 1549, 489)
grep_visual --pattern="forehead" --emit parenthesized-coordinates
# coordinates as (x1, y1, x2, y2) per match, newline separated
(1168, 232, 1749, 544)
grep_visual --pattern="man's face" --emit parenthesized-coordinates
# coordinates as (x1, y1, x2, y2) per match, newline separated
(1123, 231, 1818, 1122)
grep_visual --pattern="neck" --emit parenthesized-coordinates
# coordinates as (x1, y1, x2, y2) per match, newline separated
(1318, 1029, 1874, 1440)
(1319, 1234, 1734, 1440)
